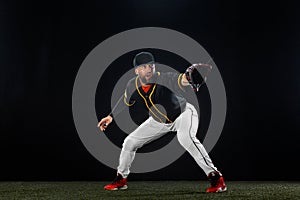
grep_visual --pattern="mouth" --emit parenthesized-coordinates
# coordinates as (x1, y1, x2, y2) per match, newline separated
(145, 73, 152, 79)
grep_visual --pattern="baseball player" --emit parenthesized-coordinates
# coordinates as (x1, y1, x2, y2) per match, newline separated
(98, 52, 227, 193)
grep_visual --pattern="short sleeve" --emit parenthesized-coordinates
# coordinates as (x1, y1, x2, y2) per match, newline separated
(123, 78, 136, 106)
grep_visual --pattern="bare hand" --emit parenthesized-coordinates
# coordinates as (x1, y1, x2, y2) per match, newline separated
(97, 115, 113, 131)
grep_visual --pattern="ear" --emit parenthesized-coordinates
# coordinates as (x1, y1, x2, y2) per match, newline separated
(135, 68, 138, 75)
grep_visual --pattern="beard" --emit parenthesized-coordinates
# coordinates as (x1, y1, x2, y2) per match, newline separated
(139, 72, 155, 85)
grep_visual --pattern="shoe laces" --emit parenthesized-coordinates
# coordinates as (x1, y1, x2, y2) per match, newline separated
(112, 174, 124, 184)
(208, 172, 221, 187)
(210, 178, 220, 187)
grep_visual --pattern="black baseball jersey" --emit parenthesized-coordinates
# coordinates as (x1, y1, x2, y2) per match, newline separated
(113, 72, 187, 125)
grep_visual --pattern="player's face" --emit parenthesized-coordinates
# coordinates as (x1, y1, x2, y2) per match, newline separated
(135, 64, 155, 84)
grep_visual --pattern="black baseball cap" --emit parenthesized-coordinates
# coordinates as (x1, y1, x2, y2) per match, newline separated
(133, 52, 155, 68)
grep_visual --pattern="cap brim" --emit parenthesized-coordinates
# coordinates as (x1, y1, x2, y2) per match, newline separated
(134, 61, 158, 68)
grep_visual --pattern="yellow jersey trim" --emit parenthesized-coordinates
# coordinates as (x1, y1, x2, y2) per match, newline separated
(177, 73, 185, 91)
(124, 91, 135, 106)
(149, 84, 172, 123)
(135, 77, 163, 123)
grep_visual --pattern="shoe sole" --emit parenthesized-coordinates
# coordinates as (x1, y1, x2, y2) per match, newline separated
(206, 186, 227, 193)
(217, 186, 227, 192)
(104, 185, 128, 191)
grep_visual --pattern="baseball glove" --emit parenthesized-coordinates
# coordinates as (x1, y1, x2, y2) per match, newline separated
(185, 63, 212, 91)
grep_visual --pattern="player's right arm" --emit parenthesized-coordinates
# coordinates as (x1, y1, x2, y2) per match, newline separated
(97, 78, 135, 132)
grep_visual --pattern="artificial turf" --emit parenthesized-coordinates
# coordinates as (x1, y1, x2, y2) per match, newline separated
(0, 181, 299, 200)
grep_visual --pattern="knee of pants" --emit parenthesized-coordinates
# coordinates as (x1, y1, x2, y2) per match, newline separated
(122, 136, 143, 152)
(177, 132, 194, 148)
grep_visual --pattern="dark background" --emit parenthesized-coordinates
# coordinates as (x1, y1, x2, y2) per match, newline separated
(0, 0, 299, 181)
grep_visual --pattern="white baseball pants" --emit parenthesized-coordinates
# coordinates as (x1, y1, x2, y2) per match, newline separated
(117, 103, 220, 178)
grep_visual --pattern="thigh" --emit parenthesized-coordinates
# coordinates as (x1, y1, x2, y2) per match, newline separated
(128, 117, 171, 143)
(174, 103, 199, 136)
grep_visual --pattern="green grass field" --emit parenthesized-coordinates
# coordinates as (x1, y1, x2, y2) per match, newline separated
(0, 181, 299, 200)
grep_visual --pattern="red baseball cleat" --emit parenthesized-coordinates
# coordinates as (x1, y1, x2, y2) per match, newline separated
(206, 171, 227, 193)
(104, 173, 128, 191)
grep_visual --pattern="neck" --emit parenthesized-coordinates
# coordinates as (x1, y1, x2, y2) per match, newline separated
(139, 78, 147, 86)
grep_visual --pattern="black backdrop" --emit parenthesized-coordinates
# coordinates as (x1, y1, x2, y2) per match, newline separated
(0, 0, 299, 181)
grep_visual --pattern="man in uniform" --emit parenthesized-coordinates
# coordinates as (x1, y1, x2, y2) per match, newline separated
(98, 52, 227, 193)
